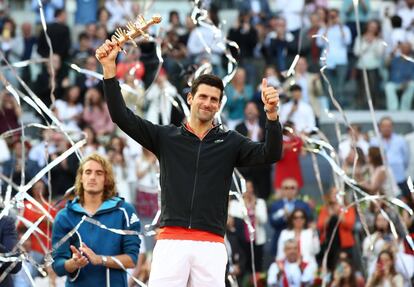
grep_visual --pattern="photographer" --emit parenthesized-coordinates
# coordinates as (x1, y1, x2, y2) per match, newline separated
(366, 250, 403, 287)
(330, 258, 364, 287)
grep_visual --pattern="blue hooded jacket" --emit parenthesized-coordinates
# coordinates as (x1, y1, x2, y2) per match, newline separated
(52, 197, 141, 287)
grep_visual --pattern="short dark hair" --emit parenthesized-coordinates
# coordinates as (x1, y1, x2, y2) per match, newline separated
(289, 84, 302, 92)
(78, 32, 89, 41)
(54, 8, 65, 19)
(391, 15, 402, 29)
(191, 74, 224, 101)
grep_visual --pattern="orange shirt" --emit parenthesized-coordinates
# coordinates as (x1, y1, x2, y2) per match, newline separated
(158, 226, 224, 243)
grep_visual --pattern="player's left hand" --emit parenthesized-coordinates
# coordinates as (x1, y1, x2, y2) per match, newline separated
(261, 78, 279, 116)
(79, 243, 102, 266)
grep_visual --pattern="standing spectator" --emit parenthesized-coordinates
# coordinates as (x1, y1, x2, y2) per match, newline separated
(229, 180, 268, 272)
(19, 22, 37, 87)
(273, 0, 305, 35)
(366, 250, 404, 287)
(135, 148, 159, 220)
(0, 214, 22, 287)
(303, 12, 323, 73)
(353, 20, 385, 109)
(82, 87, 115, 136)
(71, 32, 94, 67)
(237, 0, 271, 25)
(0, 17, 23, 87)
(37, 9, 71, 64)
(105, 0, 133, 30)
(341, 0, 371, 45)
(317, 8, 352, 108)
(273, 121, 304, 192)
(338, 124, 369, 163)
(370, 116, 410, 199)
(75, 0, 98, 26)
(361, 147, 400, 197)
(53, 85, 83, 134)
(115, 47, 145, 82)
(0, 91, 21, 135)
(235, 102, 271, 199)
(397, 0, 414, 30)
(279, 85, 316, 134)
(317, 187, 356, 272)
(97, 7, 112, 33)
(51, 153, 141, 286)
(276, 208, 320, 264)
(384, 42, 414, 110)
(31, 0, 64, 24)
(227, 13, 259, 85)
(267, 239, 317, 287)
(268, 177, 313, 257)
(81, 126, 106, 156)
(265, 17, 295, 72)
(225, 215, 246, 287)
(284, 57, 324, 119)
(144, 69, 177, 126)
(224, 67, 254, 129)
(2, 140, 40, 194)
(75, 55, 103, 100)
(342, 147, 369, 185)
(20, 180, 57, 280)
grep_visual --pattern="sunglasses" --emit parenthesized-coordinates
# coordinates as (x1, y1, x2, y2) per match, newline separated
(293, 215, 305, 220)
(282, 186, 297, 190)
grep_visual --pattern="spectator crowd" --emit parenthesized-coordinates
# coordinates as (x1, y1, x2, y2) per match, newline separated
(1, 0, 414, 286)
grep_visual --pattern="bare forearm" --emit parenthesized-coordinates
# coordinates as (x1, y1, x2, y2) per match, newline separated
(103, 63, 117, 79)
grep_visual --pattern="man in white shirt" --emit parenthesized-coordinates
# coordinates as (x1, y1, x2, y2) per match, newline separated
(267, 239, 317, 287)
(279, 85, 316, 134)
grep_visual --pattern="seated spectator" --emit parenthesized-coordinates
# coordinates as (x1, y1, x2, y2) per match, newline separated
(268, 177, 313, 257)
(276, 208, 320, 264)
(342, 147, 369, 186)
(317, 187, 356, 272)
(385, 42, 414, 110)
(279, 85, 316, 134)
(267, 239, 317, 287)
(330, 258, 365, 287)
(224, 67, 254, 130)
(82, 87, 115, 136)
(366, 249, 404, 287)
(229, 180, 268, 272)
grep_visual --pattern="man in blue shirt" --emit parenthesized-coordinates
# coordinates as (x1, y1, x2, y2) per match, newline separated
(268, 178, 313, 257)
(52, 153, 141, 286)
(370, 116, 410, 199)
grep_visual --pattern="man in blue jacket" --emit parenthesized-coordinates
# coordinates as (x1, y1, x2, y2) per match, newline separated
(96, 39, 282, 287)
(52, 153, 141, 287)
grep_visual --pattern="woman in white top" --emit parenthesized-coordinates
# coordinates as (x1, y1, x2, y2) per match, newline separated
(363, 212, 405, 276)
(276, 208, 320, 264)
(54, 86, 83, 133)
(366, 250, 404, 287)
(228, 180, 268, 272)
(361, 147, 400, 197)
(353, 20, 385, 109)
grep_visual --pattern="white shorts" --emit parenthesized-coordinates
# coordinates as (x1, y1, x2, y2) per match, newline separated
(148, 239, 228, 287)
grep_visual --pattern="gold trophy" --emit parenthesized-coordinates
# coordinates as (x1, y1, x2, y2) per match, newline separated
(96, 14, 162, 60)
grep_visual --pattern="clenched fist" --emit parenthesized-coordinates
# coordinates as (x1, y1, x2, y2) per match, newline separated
(261, 78, 279, 120)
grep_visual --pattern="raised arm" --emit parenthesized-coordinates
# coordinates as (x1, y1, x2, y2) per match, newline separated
(95, 40, 159, 153)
